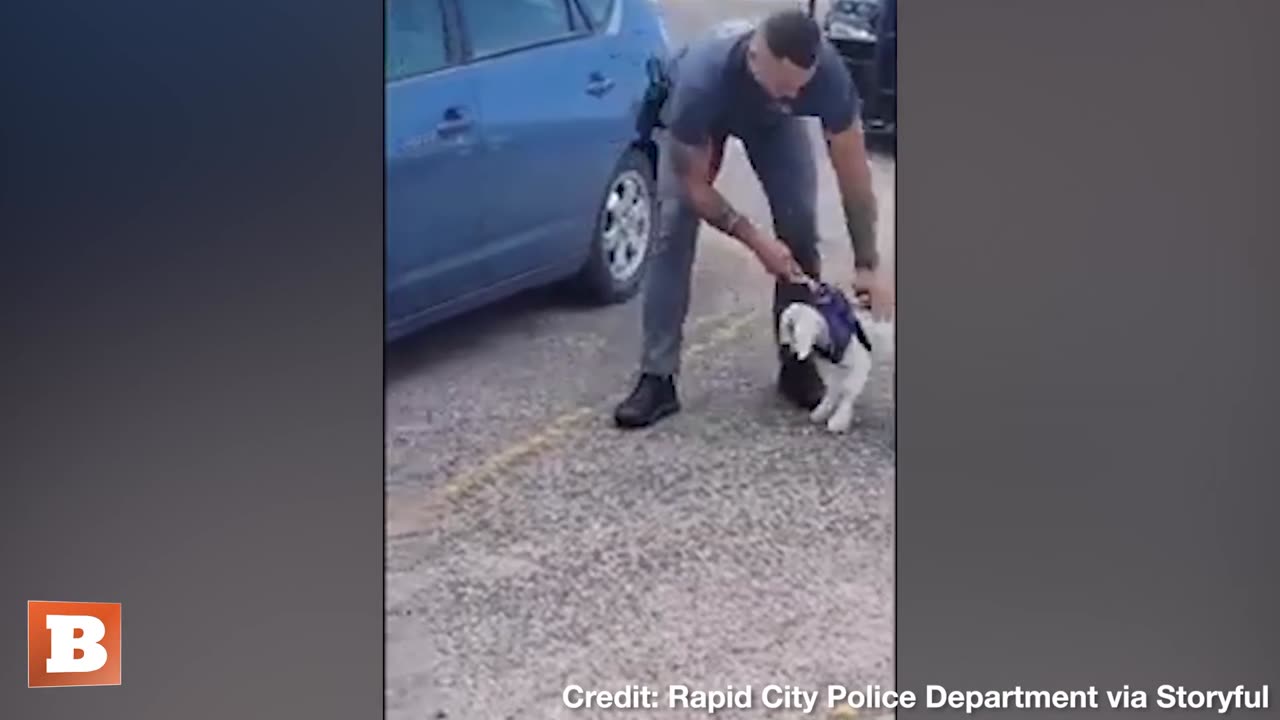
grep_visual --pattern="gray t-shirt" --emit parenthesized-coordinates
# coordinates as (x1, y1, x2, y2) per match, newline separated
(661, 24, 862, 145)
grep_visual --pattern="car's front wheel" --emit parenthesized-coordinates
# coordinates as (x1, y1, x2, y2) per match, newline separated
(573, 148, 655, 304)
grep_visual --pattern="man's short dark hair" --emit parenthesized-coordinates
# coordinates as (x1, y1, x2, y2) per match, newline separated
(760, 9, 822, 68)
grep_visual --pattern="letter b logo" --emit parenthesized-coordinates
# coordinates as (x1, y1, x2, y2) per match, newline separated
(29, 601, 122, 688)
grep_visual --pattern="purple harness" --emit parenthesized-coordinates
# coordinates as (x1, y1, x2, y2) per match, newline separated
(809, 282, 872, 362)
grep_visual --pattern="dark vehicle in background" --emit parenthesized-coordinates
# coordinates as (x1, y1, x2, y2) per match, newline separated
(815, 0, 896, 143)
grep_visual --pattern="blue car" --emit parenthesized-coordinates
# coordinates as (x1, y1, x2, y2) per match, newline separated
(385, 0, 671, 341)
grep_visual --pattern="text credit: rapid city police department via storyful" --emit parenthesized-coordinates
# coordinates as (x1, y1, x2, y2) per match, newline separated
(562, 682, 1271, 714)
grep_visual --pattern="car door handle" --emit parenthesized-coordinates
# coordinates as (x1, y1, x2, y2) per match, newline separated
(395, 109, 473, 157)
(586, 74, 616, 97)
(436, 109, 473, 137)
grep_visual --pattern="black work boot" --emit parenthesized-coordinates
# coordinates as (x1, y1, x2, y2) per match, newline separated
(777, 357, 826, 411)
(614, 373, 680, 429)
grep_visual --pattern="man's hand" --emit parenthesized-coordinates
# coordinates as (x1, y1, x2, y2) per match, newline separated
(750, 235, 803, 281)
(854, 266, 895, 321)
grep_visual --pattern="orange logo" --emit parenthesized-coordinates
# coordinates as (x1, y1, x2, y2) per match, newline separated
(28, 601, 122, 688)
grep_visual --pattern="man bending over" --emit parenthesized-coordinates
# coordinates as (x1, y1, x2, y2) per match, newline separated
(614, 9, 894, 429)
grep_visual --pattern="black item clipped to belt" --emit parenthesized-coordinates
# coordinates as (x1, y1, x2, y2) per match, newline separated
(636, 56, 671, 136)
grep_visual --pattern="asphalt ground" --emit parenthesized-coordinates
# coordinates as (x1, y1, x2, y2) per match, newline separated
(386, 1, 896, 717)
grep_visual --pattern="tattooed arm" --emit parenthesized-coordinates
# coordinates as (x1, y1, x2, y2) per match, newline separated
(669, 137, 799, 279)
(825, 123, 880, 271)
(812, 38, 881, 273)
(827, 121, 893, 320)
(670, 138, 749, 241)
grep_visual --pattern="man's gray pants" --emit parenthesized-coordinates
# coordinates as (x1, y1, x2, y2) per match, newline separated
(641, 118, 823, 377)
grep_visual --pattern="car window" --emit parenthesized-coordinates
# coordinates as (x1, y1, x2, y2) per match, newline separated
(386, 0, 448, 81)
(462, 0, 574, 58)
(577, 0, 614, 27)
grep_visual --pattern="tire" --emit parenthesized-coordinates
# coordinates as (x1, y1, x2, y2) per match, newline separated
(572, 148, 656, 305)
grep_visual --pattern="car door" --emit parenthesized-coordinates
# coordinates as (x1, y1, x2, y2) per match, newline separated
(385, 0, 485, 330)
(456, 0, 630, 280)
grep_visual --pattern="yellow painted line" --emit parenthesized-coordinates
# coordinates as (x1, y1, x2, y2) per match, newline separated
(687, 307, 759, 358)
(386, 306, 763, 540)
(442, 405, 594, 500)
